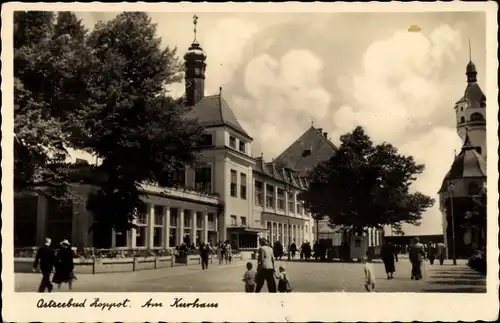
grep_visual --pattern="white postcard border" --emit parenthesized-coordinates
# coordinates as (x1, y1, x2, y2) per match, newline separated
(2, 2, 499, 322)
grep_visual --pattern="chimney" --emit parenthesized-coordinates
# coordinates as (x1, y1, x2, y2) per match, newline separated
(323, 132, 328, 138)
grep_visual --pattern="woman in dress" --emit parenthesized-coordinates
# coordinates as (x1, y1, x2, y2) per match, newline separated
(52, 239, 75, 290)
(380, 241, 396, 279)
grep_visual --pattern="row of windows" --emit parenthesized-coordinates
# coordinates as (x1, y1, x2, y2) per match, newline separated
(229, 135, 246, 154)
(230, 170, 247, 199)
(458, 113, 485, 123)
(169, 166, 212, 192)
(135, 205, 215, 229)
(230, 215, 247, 226)
(254, 180, 305, 215)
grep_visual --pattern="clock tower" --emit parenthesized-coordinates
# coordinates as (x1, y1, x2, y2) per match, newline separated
(184, 15, 207, 106)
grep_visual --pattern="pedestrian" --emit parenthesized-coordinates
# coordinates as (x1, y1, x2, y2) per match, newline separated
(224, 240, 232, 264)
(52, 239, 76, 291)
(33, 237, 55, 293)
(255, 238, 277, 293)
(242, 262, 256, 293)
(217, 242, 223, 265)
(290, 240, 297, 259)
(409, 237, 426, 280)
(380, 241, 396, 279)
(436, 242, 446, 265)
(275, 265, 293, 293)
(428, 242, 437, 265)
(199, 241, 210, 270)
(362, 256, 376, 292)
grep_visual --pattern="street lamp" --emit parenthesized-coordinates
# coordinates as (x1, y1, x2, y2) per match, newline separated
(284, 175, 293, 261)
(447, 180, 457, 266)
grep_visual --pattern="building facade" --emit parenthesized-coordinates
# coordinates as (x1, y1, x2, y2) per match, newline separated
(438, 52, 487, 259)
(14, 20, 319, 251)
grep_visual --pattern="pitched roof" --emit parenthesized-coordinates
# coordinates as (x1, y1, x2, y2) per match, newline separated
(438, 133, 486, 193)
(273, 126, 338, 177)
(455, 82, 486, 107)
(185, 94, 251, 139)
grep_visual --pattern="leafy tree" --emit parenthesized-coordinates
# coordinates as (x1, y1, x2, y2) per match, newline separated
(299, 126, 434, 235)
(76, 13, 203, 233)
(14, 11, 90, 199)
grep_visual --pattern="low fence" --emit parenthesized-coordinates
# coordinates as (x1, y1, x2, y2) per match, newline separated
(15, 248, 244, 274)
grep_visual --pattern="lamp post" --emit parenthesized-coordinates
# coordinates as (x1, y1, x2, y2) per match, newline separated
(447, 180, 457, 266)
(284, 178, 293, 261)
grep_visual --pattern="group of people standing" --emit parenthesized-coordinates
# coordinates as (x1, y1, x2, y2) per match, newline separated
(215, 240, 233, 265)
(33, 238, 76, 293)
(242, 238, 292, 293)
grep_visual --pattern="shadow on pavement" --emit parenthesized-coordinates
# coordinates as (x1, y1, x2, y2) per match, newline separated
(429, 279, 486, 286)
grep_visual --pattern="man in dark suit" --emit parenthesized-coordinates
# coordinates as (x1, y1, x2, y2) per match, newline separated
(33, 238, 55, 293)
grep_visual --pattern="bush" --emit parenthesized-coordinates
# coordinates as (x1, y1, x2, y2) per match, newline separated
(467, 248, 486, 275)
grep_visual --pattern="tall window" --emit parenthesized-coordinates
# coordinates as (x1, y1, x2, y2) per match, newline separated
(135, 204, 148, 247)
(297, 200, 304, 215)
(153, 205, 164, 247)
(229, 136, 236, 148)
(254, 180, 263, 206)
(230, 170, 237, 197)
(230, 215, 237, 226)
(266, 221, 271, 241)
(241, 216, 247, 226)
(240, 173, 247, 199)
(239, 141, 246, 153)
(172, 168, 186, 186)
(288, 192, 295, 213)
(195, 166, 212, 192)
(277, 188, 285, 210)
(266, 184, 274, 208)
(169, 208, 178, 247)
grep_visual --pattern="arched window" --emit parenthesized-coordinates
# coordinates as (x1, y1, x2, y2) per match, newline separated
(460, 116, 465, 123)
(470, 113, 485, 121)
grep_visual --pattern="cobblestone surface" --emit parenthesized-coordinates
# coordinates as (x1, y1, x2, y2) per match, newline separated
(15, 258, 486, 293)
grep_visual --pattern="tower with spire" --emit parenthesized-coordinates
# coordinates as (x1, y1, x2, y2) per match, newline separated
(453, 39, 487, 159)
(184, 14, 207, 106)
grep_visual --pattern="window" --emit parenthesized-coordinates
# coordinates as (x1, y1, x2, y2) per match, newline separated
(287, 192, 295, 213)
(196, 212, 203, 229)
(239, 141, 246, 153)
(240, 173, 247, 199)
(230, 170, 237, 197)
(266, 221, 271, 241)
(184, 212, 191, 228)
(153, 206, 164, 247)
(230, 215, 237, 226)
(460, 116, 465, 123)
(135, 204, 148, 247)
(297, 200, 304, 215)
(277, 188, 285, 210)
(172, 168, 186, 186)
(266, 184, 275, 208)
(195, 166, 212, 192)
(470, 113, 485, 121)
(229, 136, 236, 148)
(197, 134, 213, 147)
(254, 180, 263, 206)
(170, 208, 178, 227)
(241, 216, 247, 226)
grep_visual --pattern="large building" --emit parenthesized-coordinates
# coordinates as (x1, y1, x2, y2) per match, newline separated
(438, 49, 487, 259)
(14, 18, 326, 252)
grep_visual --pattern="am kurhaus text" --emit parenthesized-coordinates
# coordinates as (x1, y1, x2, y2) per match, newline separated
(37, 298, 130, 311)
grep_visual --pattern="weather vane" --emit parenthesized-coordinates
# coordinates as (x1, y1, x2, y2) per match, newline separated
(193, 14, 199, 42)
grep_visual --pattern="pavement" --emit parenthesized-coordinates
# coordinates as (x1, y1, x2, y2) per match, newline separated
(15, 258, 486, 293)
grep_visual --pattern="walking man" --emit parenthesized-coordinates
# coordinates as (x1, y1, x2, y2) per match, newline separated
(409, 237, 426, 280)
(33, 238, 55, 293)
(255, 238, 277, 293)
(437, 242, 446, 265)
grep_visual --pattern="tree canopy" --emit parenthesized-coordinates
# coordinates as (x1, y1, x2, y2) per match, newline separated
(14, 12, 203, 232)
(299, 126, 434, 235)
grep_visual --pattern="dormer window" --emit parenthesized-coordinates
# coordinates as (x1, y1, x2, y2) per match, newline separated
(239, 141, 246, 153)
(229, 136, 236, 148)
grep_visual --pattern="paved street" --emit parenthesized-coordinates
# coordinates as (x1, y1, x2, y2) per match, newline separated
(15, 258, 485, 293)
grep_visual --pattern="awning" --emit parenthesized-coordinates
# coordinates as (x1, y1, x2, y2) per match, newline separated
(227, 226, 268, 233)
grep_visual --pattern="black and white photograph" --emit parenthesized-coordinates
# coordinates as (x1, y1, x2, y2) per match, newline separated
(2, 2, 498, 322)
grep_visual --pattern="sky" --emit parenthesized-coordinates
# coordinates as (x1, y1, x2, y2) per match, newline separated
(74, 11, 486, 236)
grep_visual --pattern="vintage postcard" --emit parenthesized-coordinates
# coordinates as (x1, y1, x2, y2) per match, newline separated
(2, 2, 499, 322)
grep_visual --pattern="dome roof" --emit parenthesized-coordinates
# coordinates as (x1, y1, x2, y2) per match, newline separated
(438, 133, 486, 193)
(466, 60, 477, 74)
(184, 42, 206, 61)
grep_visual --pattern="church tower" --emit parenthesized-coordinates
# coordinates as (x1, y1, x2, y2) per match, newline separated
(184, 15, 207, 106)
(453, 39, 486, 159)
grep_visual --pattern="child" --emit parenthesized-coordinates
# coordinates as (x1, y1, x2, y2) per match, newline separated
(275, 266, 292, 293)
(362, 256, 376, 292)
(242, 262, 256, 292)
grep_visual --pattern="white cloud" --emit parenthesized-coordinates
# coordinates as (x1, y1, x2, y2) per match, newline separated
(331, 24, 464, 235)
(233, 49, 331, 157)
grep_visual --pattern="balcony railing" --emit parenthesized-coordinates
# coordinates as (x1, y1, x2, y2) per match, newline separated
(141, 183, 221, 204)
